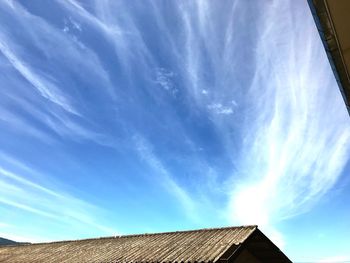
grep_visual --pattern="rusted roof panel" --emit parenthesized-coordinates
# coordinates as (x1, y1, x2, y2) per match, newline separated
(0, 225, 257, 263)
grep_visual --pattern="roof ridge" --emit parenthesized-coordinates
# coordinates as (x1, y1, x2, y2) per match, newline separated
(11, 225, 257, 247)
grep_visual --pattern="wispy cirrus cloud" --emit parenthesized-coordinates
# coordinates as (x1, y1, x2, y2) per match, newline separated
(145, 0, 350, 231)
(133, 135, 199, 222)
(154, 68, 178, 95)
(0, 106, 55, 144)
(0, 0, 113, 94)
(225, 0, 350, 235)
(0, 153, 117, 241)
(0, 0, 118, 147)
(0, 40, 77, 115)
(57, 0, 157, 80)
(207, 103, 234, 115)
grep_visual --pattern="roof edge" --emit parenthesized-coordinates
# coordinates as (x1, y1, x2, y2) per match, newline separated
(9, 225, 258, 247)
(215, 226, 258, 262)
(307, 0, 350, 115)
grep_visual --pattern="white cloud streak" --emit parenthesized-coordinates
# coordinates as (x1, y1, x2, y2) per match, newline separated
(0, 155, 118, 239)
(57, 0, 156, 79)
(154, 68, 178, 95)
(0, 106, 55, 144)
(134, 135, 198, 222)
(0, 0, 119, 147)
(226, 0, 350, 229)
(0, 40, 77, 115)
(207, 103, 234, 115)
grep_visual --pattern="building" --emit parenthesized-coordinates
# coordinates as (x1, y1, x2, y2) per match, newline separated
(308, 0, 350, 115)
(0, 225, 291, 263)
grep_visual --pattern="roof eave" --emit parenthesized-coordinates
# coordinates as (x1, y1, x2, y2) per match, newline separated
(308, 0, 350, 116)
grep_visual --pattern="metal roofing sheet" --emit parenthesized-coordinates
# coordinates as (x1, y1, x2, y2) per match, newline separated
(0, 225, 256, 263)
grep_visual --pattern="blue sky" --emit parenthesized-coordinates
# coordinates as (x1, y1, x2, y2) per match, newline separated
(0, 0, 350, 261)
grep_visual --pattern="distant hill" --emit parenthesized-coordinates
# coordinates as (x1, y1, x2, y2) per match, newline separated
(0, 237, 30, 246)
(0, 237, 18, 246)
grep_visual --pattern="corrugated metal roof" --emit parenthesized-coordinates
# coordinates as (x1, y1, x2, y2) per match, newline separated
(0, 225, 257, 263)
